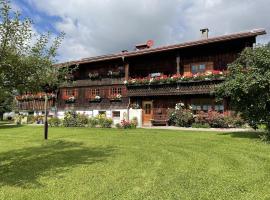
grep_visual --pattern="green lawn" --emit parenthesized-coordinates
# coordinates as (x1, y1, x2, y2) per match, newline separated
(0, 125, 270, 200)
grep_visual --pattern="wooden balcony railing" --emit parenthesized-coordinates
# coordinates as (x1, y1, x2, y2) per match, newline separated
(127, 79, 223, 97)
(17, 100, 54, 111)
(57, 97, 129, 110)
(61, 78, 125, 87)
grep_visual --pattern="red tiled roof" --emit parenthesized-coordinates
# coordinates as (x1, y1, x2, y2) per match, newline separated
(57, 28, 266, 66)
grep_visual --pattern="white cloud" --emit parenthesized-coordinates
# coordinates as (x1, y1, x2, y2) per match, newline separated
(26, 0, 270, 61)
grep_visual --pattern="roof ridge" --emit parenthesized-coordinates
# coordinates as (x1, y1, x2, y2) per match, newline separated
(56, 28, 266, 66)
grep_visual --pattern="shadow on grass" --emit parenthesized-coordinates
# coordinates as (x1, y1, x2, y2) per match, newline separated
(219, 131, 262, 139)
(0, 124, 22, 129)
(0, 140, 115, 188)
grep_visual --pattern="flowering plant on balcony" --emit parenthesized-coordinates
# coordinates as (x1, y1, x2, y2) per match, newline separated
(124, 70, 226, 86)
(107, 70, 122, 78)
(16, 93, 56, 101)
(109, 94, 122, 101)
(65, 95, 76, 104)
(89, 95, 102, 103)
(88, 72, 100, 80)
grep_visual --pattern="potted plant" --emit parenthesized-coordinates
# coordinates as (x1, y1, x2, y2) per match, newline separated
(89, 95, 101, 103)
(110, 94, 122, 102)
(65, 96, 76, 104)
(88, 72, 100, 80)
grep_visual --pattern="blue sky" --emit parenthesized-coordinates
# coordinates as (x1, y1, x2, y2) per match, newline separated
(11, 0, 270, 62)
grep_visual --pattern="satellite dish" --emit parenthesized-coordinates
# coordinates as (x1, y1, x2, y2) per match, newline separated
(146, 40, 154, 48)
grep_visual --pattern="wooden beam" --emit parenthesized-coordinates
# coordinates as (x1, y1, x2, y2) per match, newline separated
(176, 54, 180, 75)
(124, 63, 129, 80)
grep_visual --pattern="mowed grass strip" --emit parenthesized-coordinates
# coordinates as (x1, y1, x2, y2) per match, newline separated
(0, 125, 269, 200)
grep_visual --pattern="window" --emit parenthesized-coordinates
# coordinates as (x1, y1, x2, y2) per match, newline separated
(215, 105, 224, 112)
(111, 87, 122, 95)
(191, 98, 225, 113)
(191, 64, 206, 74)
(66, 89, 74, 96)
(144, 104, 151, 114)
(191, 98, 212, 113)
(89, 88, 100, 97)
(112, 111, 120, 118)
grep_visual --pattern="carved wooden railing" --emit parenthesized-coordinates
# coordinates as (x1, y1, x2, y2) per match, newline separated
(127, 80, 223, 97)
(61, 78, 125, 87)
(17, 100, 54, 111)
(57, 97, 129, 110)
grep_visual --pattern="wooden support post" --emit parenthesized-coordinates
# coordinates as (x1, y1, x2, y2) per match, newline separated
(176, 54, 180, 75)
(124, 63, 129, 80)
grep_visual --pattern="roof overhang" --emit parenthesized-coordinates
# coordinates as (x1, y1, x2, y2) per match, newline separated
(56, 28, 266, 67)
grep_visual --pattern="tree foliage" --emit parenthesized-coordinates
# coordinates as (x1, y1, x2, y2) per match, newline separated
(216, 45, 270, 134)
(0, 0, 68, 99)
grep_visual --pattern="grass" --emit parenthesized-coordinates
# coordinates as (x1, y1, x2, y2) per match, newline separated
(0, 125, 270, 200)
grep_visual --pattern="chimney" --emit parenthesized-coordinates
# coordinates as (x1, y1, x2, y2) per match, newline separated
(200, 28, 209, 39)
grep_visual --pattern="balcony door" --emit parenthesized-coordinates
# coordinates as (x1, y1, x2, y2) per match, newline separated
(142, 101, 153, 126)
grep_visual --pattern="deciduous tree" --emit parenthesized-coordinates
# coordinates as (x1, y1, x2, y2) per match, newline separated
(216, 45, 270, 139)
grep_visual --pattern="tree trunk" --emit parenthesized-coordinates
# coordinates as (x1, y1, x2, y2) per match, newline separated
(0, 112, 3, 121)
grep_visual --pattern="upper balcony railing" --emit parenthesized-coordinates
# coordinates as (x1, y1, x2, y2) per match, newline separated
(126, 70, 226, 97)
(61, 77, 125, 87)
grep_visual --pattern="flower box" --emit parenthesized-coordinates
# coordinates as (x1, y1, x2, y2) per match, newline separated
(109, 98, 122, 102)
(89, 98, 102, 103)
(109, 94, 122, 102)
(125, 70, 226, 86)
(65, 96, 76, 104)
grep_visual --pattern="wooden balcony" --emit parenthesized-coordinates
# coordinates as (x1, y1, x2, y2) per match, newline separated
(17, 100, 54, 111)
(127, 80, 223, 97)
(57, 97, 129, 110)
(61, 78, 125, 87)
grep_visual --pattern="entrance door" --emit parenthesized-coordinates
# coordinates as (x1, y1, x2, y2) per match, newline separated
(142, 101, 153, 126)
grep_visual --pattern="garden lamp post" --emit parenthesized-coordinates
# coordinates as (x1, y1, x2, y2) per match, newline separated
(43, 84, 53, 140)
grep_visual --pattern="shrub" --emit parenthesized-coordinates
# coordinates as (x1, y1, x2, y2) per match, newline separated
(48, 117, 61, 127)
(191, 123, 211, 128)
(168, 103, 194, 127)
(121, 120, 132, 129)
(206, 111, 228, 128)
(194, 111, 208, 124)
(88, 117, 98, 128)
(116, 119, 137, 129)
(34, 115, 44, 124)
(27, 115, 35, 124)
(77, 114, 89, 127)
(131, 117, 138, 128)
(14, 115, 23, 125)
(224, 115, 245, 128)
(96, 114, 113, 128)
(63, 111, 78, 127)
(115, 123, 122, 129)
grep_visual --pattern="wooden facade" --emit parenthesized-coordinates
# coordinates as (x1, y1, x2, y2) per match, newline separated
(16, 29, 266, 125)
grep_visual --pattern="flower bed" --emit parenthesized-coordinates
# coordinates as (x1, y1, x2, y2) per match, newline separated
(124, 70, 226, 86)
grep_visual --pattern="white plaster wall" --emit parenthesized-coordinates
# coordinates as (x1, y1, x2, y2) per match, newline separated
(76, 110, 93, 117)
(57, 111, 65, 119)
(129, 109, 142, 127)
(57, 109, 128, 125)
(111, 109, 128, 125)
